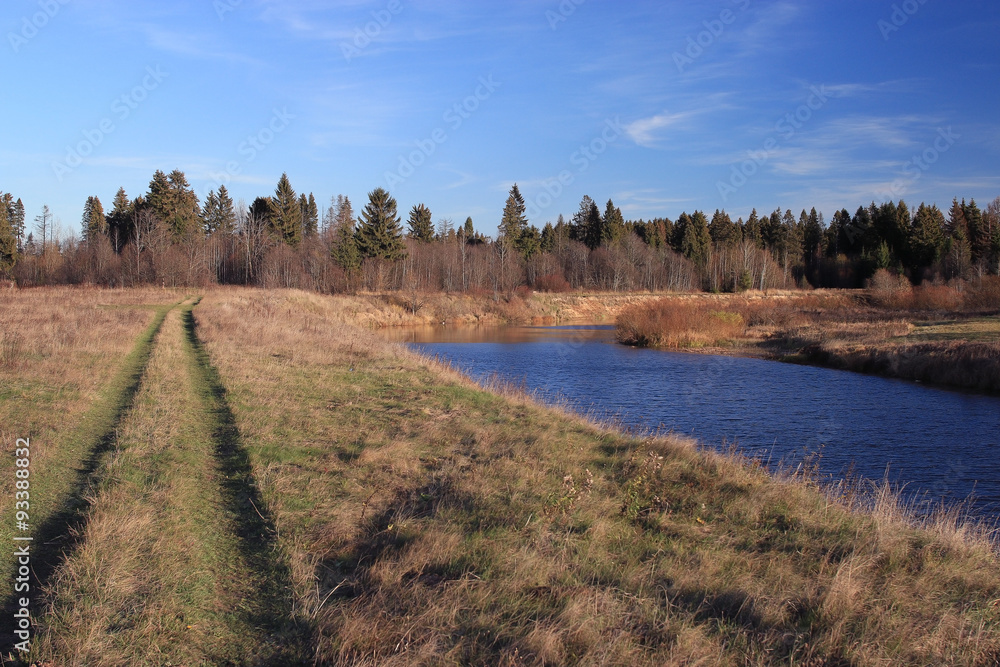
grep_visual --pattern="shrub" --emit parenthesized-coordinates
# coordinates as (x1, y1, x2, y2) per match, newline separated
(867, 269, 912, 309)
(616, 299, 745, 348)
(534, 272, 571, 293)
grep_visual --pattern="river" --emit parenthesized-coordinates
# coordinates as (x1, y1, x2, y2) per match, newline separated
(387, 323, 1000, 521)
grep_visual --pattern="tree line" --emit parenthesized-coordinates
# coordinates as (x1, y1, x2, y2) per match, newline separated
(2, 170, 998, 294)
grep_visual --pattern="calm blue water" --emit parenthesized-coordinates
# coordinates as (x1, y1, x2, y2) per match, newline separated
(392, 324, 1000, 520)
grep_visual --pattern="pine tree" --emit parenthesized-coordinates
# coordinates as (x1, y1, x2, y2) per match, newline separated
(407, 204, 435, 242)
(572, 196, 603, 250)
(82, 196, 107, 241)
(356, 187, 406, 261)
(272, 173, 302, 245)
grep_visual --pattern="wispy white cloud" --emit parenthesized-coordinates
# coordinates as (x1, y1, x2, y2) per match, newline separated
(625, 111, 696, 147)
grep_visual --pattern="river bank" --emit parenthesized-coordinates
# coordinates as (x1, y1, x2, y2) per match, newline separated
(615, 293, 1000, 393)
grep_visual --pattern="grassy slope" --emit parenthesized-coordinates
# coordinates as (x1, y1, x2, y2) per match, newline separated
(194, 288, 1000, 666)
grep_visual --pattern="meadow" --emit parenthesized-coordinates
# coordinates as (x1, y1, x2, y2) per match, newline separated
(1, 286, 998, 665)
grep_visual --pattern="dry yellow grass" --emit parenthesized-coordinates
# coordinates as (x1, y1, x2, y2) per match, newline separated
(0, 286, 183, 606)
(2, 286, 997, 664)
(190, 287, 1000, 665)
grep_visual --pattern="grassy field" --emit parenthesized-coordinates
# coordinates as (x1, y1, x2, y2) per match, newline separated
(616, 287, 1000, 393)
(2, 286, 999, 665)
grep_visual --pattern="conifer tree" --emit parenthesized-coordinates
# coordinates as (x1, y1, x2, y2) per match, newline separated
(108, 187, 133, 251)
(216, 185, 236, 234)
(407, 204, 435, 242)
(145, 169, 201, 239)
(271, 173, 302, 245)
(9, 198, 25, 252)
(82, 196, 107, 241)
(680, 211, 711, 266)
(602, 199, 626, 246)
(331, 213, 360, 275)
(540, 222, 556, 252)
(356, 187, 406, 261)
(742, 209, 762, 248)
(708, 209, 740, 247)
(499, 184, 529, 250)
(0, 197, 17, 272)
(303, 193, 319, 237)
(908, 203, 946, 272)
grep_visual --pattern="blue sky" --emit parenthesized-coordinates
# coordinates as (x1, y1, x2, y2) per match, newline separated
(3, 0, 999, 238)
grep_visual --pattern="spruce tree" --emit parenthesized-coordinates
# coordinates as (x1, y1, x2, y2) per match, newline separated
(303, 193, 319, 237)
(331, 215, 360, 274)
(709, 209, 740, 247)
(407, 204, 435, 242)
(602, 199, 626, 246)
(908, 203, 946, 272)
(82, 196, 107, 241)
(499, 184, 529, 249)
(803, 207, 825, 265)
(272, 173, 302, 245)
(356, 187, 406, 261)
(216, 185, 236, 234)
(0, 197, 17, 272)
(10, 198, 25, 252)
(540, 222, 556, 252)
(963, 199, 987, 263)
(680, 211, 711, 266)
(202, 190, 220, 234)
(108, 187, 133, 250)
(742, 209, 762, 248)
(145, 169, 201, 239)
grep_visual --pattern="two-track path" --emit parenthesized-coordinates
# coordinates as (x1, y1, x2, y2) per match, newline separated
(12, 298, 311, 665)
